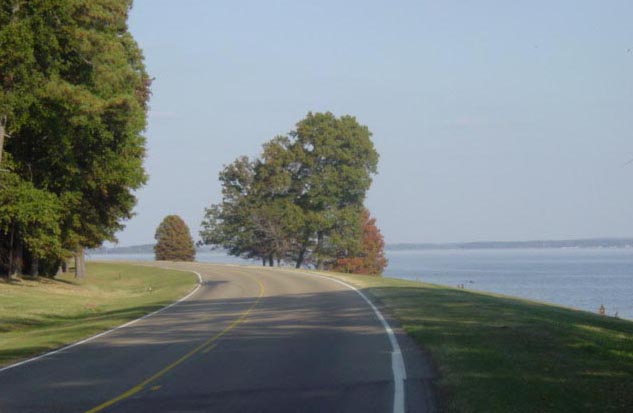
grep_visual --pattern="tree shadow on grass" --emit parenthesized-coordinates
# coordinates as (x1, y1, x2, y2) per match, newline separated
(4, 275, 632, 412)
(0, 281, 229, 365)
(364, 284, 633, 412)
(0, 285, 418, 413)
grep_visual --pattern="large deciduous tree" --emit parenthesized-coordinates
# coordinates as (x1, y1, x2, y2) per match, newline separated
(0, 0, 150, 277)
(201, 112, 381, 270)
(155, 215, 196, 262)
(286, 112, 378, 268)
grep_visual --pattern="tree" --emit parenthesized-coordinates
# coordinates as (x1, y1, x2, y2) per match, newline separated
(201, 112, 379, 268)
(200, 156, 264, 261)
(0, 0, 150, 277)
(0, 169, 62, 276)
(332, 209, 388, 275)
(284, 112, 378, 268)
(154, 215, 196, 261)
(0, 0, 44, 168)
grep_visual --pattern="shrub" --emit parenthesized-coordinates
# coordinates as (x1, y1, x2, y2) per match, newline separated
(154, 215, 195, 261)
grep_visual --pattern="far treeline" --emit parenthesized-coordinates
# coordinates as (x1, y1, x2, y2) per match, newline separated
(0, 1, 149, 278)
(201, 112, 388, 275)
(387, 238, 633, 251)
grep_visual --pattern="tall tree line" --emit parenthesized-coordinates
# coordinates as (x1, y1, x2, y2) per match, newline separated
(0, 0, 150, 277)
(201, 112, 387, 274)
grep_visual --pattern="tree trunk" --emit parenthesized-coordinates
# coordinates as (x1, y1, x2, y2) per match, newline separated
(30, 256, 39, 278)
(61, 260, 68, 273)
(262, 257, 266, 266)
(0, 120, 5, 167)
(75, 248, 86, 278)
(315, 231, 324, 270)
(8, 222, 15, 276)
(295, 247, 306, 269)
(268, 254, 274, 267)
(10, 235, 23, 277)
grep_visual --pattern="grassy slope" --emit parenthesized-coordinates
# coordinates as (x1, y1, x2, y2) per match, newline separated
(0, 262, 197, 367)
(325, 272, 633, 412)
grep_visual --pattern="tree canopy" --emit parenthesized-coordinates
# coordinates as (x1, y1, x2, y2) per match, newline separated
(332, 209, 388, 275)
(0, 0, 150, 276)
(155, 215, 196, 262)
(201, 112, 386, 273)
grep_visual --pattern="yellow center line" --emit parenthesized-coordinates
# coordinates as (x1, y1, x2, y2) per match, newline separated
(85, 272, 265, 413)
(201, 343, 217, 354)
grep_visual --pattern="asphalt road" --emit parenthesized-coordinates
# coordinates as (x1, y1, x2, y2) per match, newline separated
(0, 263, 436, 412)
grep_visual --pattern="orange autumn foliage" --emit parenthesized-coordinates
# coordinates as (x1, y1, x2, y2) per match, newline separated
(333, 209, 388, 275)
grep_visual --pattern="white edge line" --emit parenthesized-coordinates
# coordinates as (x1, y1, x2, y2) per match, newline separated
(0, 269, 203, 374)
(298, 270, 407, 413)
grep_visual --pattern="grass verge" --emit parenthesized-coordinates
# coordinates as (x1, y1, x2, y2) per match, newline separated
(0, 262, 197, 367)
(325, 272, 633, 412)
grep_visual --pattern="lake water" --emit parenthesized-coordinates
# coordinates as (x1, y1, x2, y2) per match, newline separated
(89, 248, 633, 320)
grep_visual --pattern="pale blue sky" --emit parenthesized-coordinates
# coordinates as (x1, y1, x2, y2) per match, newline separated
(117, 0, 633, 246)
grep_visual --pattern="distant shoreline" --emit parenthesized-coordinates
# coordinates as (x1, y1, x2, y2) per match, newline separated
(90, 238, 633, 254)
(386, 238, 633, 251)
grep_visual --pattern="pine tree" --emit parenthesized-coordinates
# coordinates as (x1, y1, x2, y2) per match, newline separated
(154, 215, 196, 262)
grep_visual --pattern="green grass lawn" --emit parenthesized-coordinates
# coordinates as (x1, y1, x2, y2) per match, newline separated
(0, 262, 197, 367)
(325, 272, 633, 412)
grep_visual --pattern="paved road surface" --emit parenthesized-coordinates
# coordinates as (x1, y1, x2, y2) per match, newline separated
(0, 263, 436, 412)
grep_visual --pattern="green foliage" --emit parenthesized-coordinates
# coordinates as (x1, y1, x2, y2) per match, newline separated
(290, 112, 378, 210)
(0, 0, 150, 274)
(154, 215, 196, 262)
(201, 112, 381, 268)
(0, 171, 62, 274)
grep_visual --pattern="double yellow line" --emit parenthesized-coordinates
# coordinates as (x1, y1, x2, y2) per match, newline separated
(86, 273, 265, 413)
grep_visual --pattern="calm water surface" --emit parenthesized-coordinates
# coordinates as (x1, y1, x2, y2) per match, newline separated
(89, 248, 633, 320)
(384, 248, 633, 320)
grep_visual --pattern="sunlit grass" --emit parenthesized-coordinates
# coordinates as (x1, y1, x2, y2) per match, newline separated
(0, 262, 197, 367)
(326, 272, 633, 412)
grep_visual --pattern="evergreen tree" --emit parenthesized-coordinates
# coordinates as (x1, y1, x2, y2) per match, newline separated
(155, 215, 196, 262)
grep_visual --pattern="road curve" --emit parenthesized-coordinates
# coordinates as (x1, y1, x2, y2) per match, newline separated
(0, 263, 436, 412)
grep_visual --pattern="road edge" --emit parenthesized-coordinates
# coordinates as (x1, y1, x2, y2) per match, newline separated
(279, 268, 407, 413)
(0, 268, 203, 374)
